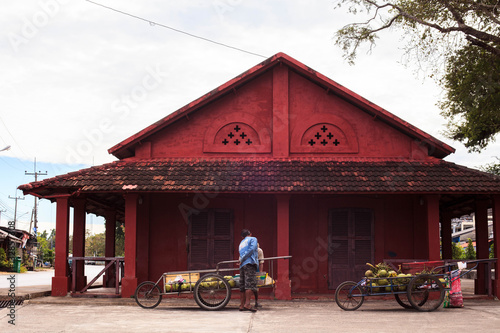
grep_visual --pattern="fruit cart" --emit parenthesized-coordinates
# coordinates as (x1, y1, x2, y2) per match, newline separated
(134, 255, 291, 310)
(335, 259, 496, 312)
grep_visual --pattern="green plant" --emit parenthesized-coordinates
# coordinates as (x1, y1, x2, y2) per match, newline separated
(465, 238, 476, 260)
(452, 242, 465, 260)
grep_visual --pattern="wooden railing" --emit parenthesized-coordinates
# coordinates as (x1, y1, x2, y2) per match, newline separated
(70, 257, 124, 297)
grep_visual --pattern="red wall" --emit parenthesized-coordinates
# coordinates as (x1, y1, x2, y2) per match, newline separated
(141, 193, 277, 283)
(130, 66, 433, 161)
(137, 192, 421, 294)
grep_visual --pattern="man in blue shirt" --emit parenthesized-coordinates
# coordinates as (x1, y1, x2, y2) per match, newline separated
(239, 229, 258, 312)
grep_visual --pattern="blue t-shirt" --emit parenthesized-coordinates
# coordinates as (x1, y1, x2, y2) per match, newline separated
(239, 236, 258, 268)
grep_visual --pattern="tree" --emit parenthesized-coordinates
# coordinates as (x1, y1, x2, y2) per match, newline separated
(335, 0, 500, 151)
(465, 238, 477, 259)
(85, 231, 105, 257)
(37, 230, 55, 265)
(452, 241, 465, 259)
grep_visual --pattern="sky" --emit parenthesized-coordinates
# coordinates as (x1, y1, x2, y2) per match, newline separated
(1, 0, 499, 234)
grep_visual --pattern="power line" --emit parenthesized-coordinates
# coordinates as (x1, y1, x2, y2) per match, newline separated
(84, 0, 268, 59)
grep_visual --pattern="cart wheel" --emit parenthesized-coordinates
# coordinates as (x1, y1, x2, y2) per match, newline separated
(407, 274, 444, 312)
(135, 281, 162, 309)
(394, 293, 413, 309)
(194, 273, 231, 310)
(335, 281, 365, 311)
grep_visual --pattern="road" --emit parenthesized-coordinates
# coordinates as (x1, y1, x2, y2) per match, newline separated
(0, 265, 104, 288)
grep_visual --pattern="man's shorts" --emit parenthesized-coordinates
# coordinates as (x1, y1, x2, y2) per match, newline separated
(239, 263, 258, 292)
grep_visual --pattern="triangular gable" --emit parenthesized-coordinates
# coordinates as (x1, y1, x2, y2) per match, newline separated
(108, 52, 454, 159)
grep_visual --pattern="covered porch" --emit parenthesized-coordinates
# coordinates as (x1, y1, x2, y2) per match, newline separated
(19, 159, 500, 299)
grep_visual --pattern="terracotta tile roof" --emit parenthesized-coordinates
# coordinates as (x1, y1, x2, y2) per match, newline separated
(19, 159, 500, 196)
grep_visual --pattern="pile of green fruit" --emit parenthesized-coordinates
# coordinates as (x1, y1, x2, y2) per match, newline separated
(364, 262, 412, 292)
(164, 275, 239, 292)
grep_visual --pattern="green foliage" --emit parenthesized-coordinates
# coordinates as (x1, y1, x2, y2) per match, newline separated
(465, 238, 477, 260)
(0, 248, 12, 270)
(37, 229, 56, 265)
(0, 247, 6, 262)
(452, 242, 465, 260)
(481, 158, 500, 175)
(334, 0, 500, 151)
(85, 231, 105, 257)
(440, 46, 500, 151)
(490, 242, 495, 259)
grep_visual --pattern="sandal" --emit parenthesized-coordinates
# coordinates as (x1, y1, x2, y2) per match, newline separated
(242, 306, 257, 312)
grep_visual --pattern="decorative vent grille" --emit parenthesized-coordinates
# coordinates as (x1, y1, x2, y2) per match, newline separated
(302, 124, 344, 147)
(215, 123, 260, 147)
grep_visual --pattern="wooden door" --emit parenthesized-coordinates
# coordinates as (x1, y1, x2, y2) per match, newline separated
(188, 209, 233, 270)
(328, 208, 374, 289)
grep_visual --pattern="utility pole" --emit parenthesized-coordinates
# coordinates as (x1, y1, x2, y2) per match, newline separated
(0, 208, 6, 225)
(8, 194, 25, 229)
(25, 158, 47, 236)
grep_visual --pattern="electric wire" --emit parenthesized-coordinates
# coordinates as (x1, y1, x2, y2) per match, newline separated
(84, 0, 268, 59)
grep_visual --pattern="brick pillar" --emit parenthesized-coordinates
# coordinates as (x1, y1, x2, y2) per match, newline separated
(52, 196, 70, 296)
(275, 194, 291, 300)
(493, 195, 500, 299)
(425, 195, 441, 261)
(121, 193, 138, 298)
(441, 211, 453, 260)
(475, 198, 489, 295)
(104, 210, 116, 288)
(72, 198, 87, 290)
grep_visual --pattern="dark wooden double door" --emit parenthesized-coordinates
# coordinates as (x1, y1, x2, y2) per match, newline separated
(188, 209, 233, 270)
(328, 208, 374, 289)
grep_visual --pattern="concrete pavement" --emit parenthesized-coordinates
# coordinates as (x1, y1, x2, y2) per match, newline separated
(1, 275, 500, 333)
(1, 297, 500, 333)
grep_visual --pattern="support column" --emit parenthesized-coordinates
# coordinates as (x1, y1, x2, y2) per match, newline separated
(272, 64, 289, 158)
(72, 198, 87, 290)
(104, 210, 116, 288)
(275, 194, 291, 300)
(425, 195, 441, 261)
(136, 195, 150, 284)
(441, 211, 453, 260)
(52, 196, 70, 296)
(121, 193, 138, 298)
(493, 195, 500, 299)
(475, 198, 489, 295)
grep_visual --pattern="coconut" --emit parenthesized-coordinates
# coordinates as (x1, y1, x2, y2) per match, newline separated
(377, 279, 389, 286)
(377, 270, 388, 277)
(365, 270, 375, 277)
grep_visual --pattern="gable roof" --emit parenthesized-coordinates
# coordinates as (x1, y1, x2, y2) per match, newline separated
(108, 52, 455, 160)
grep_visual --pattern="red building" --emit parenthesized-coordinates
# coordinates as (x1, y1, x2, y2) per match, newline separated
(20, 53, 500, 299)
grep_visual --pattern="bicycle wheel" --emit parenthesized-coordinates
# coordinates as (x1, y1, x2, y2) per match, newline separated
(194, 274, 231, 310)
(407, 275, 444, 312)
(335, 281, 365, 311)
(135, 281, 162, 309)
